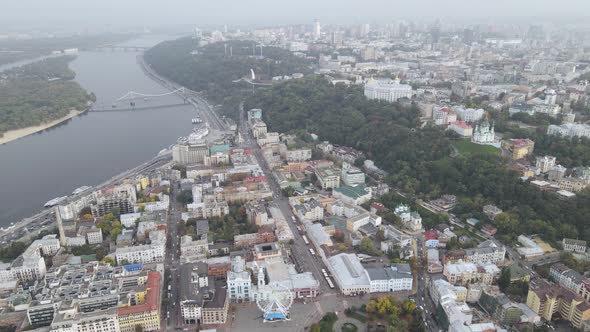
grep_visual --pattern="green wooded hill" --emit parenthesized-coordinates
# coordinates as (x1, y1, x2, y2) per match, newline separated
(144, 38, 315, 118)
(244, 76, 590, 243)
(0, 56, 94, 137)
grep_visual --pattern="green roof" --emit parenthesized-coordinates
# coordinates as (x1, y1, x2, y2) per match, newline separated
(210, 144, 230, 154)
(334, 184, 369, 199)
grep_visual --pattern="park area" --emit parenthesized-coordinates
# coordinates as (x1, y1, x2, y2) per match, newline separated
(452, 138, 500, 156)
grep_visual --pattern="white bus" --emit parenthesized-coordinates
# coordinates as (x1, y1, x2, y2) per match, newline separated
(309, 248, 316, 256)
(325, 277, 335, 289)
(302, 235, 310, 245)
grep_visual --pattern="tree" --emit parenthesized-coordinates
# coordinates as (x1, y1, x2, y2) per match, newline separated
(376, 229, 386, 242)
(101, 257, 116, 266)
(498, 267, 511, 291)
(333, 230, 345, 243)
(281, 186, 296, 197)
(176, 189, 193, 205)
(359, 237, 375, 256)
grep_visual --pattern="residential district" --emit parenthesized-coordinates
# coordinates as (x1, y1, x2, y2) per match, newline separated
(2, 19, 590, 332)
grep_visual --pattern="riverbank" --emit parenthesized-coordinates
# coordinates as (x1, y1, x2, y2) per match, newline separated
(0, 109, 83, 145)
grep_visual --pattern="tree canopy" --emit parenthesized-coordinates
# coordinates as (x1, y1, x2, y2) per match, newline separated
(0, 56, 93, 137)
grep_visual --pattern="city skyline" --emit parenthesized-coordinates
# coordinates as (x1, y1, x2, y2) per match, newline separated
(2, 0, 590, 32)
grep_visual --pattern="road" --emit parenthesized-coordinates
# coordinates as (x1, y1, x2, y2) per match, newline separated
(414, 236, 441, 332)
(237, 102, 333, 294)
(164, 182, 183, 329)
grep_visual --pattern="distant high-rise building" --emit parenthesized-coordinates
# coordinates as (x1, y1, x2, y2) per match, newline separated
(463, 28, 475, 44)
(314, 20, 321, 40)
(331, 31, 343, 47)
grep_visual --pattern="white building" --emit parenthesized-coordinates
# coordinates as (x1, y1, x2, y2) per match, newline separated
(535, 155, 557, 174)
(562, 238, 587, 254)
(454, 107, 485, 123)
(85, 228, 103, 245)
(443, 262, 500, 286)
(115, 243, 165, 265)
(120, 212, 141, 228)
(341, 163, 365, 186)
(393, 204, 422, 232)
(547, 123, 590, 139)
(366, 264, 413, 293)
(364, 80, 413, 103)
(227, 256, 252, 302)
(286, 149, 312, 162)
(464, 240, 505, 265)
(327, 253, 370, 295)
(0, 238, 56, 282)
(433, 107, 457, 125)
(180, 235, 208, 262)
(315, 167, 340, 190)
(50, 308, 120, 332)
(516, 235, 544, 259)
(471, 118, 499, 148)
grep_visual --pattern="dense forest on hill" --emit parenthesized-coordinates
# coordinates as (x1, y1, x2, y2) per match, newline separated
(244, 76, 590, 243)
(144, 38, 315, 118)
(0, 56, 94, 137)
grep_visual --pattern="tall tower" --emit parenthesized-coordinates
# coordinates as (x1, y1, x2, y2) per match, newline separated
(55, 206, 66, 246)
(314, 20, 321, 40)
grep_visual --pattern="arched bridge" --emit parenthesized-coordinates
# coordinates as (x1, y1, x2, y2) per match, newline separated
(90, 88, 189, 112)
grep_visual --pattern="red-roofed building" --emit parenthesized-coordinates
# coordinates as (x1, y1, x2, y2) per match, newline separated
(481, 224, 498, 237)
(434, 107, 457, 125)
(117, 271, 161, 332)
(448, 121, 474, 137)
(424, 230, 439, 248)
(370, 202, 387, 214)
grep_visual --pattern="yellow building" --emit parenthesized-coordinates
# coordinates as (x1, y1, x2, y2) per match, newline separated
(526, 280, 590, 329)
(117, 272, 161, 332)
(502, 138, 535, 160)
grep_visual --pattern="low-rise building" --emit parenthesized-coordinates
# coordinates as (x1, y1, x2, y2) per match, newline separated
(327, 253, 370, 296)
(180, 235, 209, 262)
(448, 121, 474, 137)
(443, 261, 500, 286)
(286, 149, 312, 162)
(482, 205, 502, 221)
(366, 264, 413, 293)
(550, 263, 584, 294)
(502, 138, 535, 160)
(333, 184, 372, 205)
(315, 167, 341, 190)
(464, 240, 506, 265)
(562, 238, 587, 254)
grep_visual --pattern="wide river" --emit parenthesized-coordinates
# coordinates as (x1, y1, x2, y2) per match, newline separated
(0, 35, 194, 227)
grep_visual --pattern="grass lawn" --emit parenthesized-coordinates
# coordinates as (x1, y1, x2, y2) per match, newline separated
(344, 311, 368, 323)
(453, 139, 500, 156)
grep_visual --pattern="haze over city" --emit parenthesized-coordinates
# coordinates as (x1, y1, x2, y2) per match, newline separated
(1, 2, 590, 332)
(2, 0, 590, 32)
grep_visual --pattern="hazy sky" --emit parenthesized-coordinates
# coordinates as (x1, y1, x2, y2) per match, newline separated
(2, 0, 589, 32)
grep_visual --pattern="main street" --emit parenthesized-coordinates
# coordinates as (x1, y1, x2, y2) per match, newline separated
(164, 182, 183, 329)
(237, 102, 334, 294)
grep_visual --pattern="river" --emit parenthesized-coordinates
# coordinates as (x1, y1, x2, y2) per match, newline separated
(0, 35, 193, 227)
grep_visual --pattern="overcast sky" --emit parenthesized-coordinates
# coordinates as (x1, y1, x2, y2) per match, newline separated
(2, 0, 589, 32)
